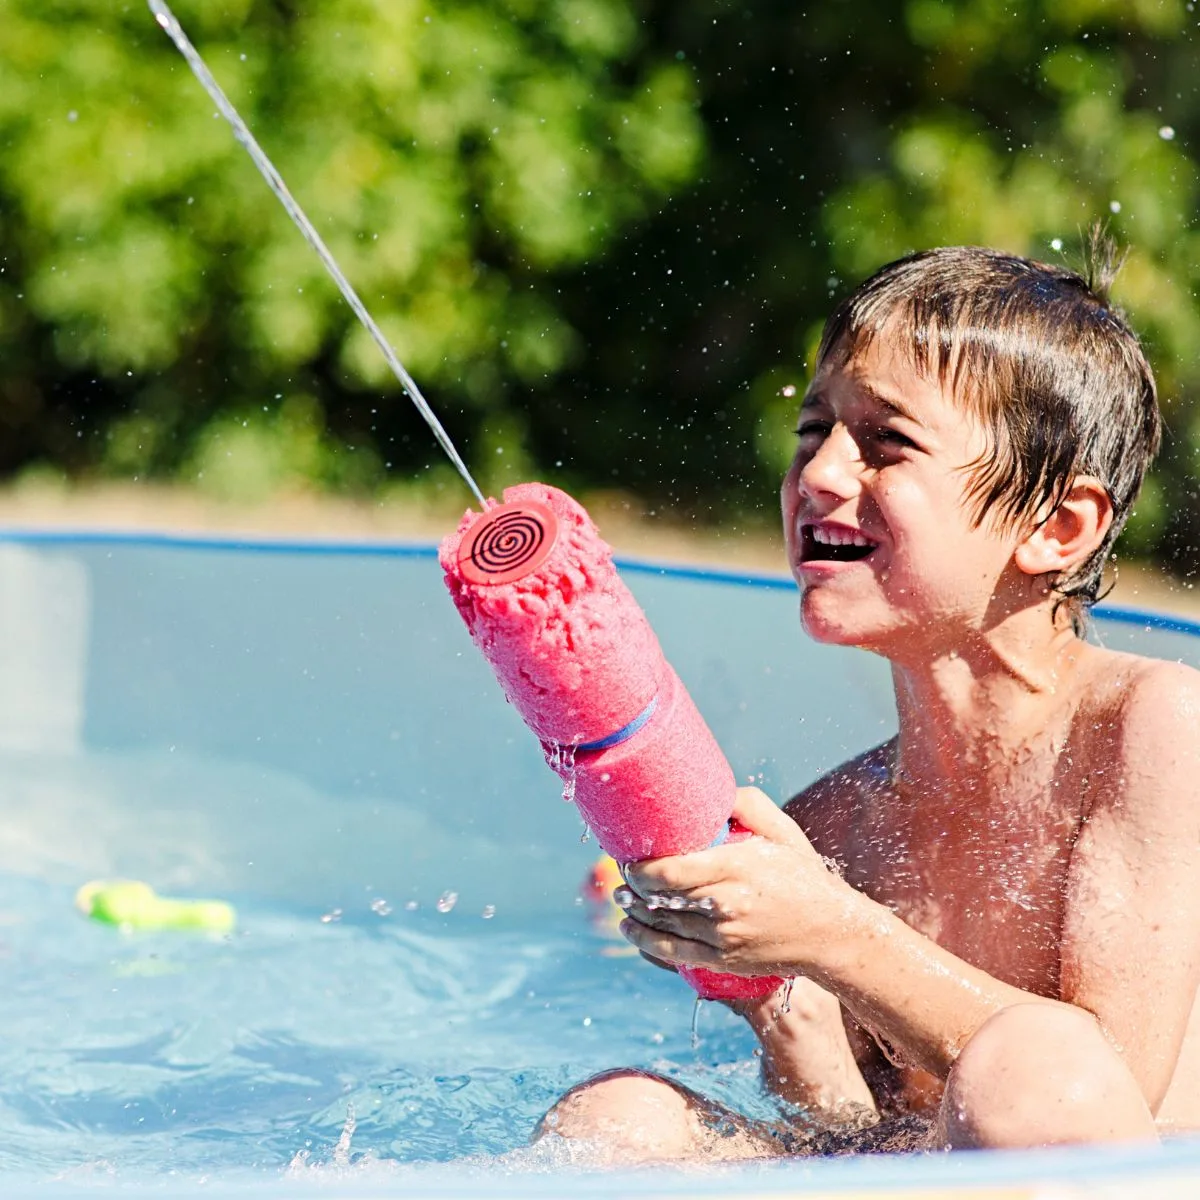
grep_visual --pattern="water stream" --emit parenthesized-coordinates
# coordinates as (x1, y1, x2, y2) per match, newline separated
(147, 0, 487, 511)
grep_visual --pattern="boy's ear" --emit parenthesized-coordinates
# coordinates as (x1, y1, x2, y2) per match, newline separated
(1013, 476, 1114, 579)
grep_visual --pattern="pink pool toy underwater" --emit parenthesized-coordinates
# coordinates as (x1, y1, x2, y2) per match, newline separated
(440, 482, 783, 1002)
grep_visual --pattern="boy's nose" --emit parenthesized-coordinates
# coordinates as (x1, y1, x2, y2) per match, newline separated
(795, 422, 863, 501)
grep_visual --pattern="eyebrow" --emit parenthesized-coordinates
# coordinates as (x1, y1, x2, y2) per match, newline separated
(802, 384, 927, 428)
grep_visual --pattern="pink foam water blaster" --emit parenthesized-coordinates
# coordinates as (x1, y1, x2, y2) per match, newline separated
(440, 483, 784, 1002)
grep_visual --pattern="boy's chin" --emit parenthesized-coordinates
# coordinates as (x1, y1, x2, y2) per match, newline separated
(799, 590, 887, 648)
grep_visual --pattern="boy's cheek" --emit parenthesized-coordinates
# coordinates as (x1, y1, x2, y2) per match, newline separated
(779, 474, 800, 529)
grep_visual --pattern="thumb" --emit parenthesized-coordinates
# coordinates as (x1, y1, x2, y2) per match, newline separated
(732, 786, 804, 844)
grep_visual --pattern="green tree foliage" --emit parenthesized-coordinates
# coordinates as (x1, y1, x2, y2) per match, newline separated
(2, 0, 1199, 571)
(0, 0, 701, 495)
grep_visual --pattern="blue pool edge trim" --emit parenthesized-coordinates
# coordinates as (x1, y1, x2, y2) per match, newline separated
(2, 526, 1199, 640)
(0, 526, 444, 559)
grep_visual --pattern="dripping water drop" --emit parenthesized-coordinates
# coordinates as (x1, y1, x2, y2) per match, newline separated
(777, 977, 796, 1017)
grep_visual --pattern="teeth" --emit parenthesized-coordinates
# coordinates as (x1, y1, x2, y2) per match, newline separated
(811, 526, 872, 547)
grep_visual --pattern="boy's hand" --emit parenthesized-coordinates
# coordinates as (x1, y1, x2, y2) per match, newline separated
(616, 787, 857, 980)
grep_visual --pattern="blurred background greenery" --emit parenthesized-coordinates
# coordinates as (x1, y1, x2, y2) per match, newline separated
(1, 0, 1198, 574)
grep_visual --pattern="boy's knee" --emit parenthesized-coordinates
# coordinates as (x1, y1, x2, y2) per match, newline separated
(535, 1069, 704, 1160)
(939, 1004, 1156, 1150)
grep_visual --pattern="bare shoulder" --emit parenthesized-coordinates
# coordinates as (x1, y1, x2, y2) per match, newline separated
(783, 739, 894, 858)
(1119, 653, 1200, 718)
(1089, 649, 1200, 745)
(1083, 649, 1200, 817)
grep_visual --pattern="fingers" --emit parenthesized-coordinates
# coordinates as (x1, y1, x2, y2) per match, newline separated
(623, 848, 727, 898)
(622, 791, 802, 897)
(637, 949, 680, 974)
(619, 917, 724, 970)
(732, 786, 805, 843)
(616, 889, 721, 946)
(614, 884, 716, 916)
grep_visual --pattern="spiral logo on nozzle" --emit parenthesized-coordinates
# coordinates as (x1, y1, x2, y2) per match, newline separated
(458, 499, 559, 586)
(472, 511, 544, 573)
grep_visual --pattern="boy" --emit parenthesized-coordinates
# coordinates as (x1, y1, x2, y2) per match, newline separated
(536, 244, 1200, 1160)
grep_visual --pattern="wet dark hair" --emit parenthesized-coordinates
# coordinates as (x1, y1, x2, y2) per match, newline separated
(814, 236, 1162, 635)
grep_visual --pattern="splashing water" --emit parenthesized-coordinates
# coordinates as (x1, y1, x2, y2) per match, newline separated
(332, 1106, 357, 1169)
(541, 741, 578, 805)
(691, 995, 704, 1051)
(146, 0, 487, 510)
(287, 1106, 357, 1176)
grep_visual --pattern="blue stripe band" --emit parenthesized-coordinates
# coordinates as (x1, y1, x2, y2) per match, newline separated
(574, 695, 659, 753)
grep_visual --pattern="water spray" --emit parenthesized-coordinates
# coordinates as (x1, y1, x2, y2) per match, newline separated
(148, 0, 487, 510)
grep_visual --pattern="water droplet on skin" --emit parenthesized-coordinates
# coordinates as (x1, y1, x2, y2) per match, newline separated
(436, 891, 458, 913)
(777, 977, 796, 1016)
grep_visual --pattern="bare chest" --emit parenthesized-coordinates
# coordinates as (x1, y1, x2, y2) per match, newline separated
(841, 793, 1085, 994)
(836, 792, 1087, 1112)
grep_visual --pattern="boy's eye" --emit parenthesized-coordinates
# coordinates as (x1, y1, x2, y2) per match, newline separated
(795, 420, 832, 439)
(878, 428, 917, 449)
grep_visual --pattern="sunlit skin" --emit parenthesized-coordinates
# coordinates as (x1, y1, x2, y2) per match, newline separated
(536, 327, 1200, 1161)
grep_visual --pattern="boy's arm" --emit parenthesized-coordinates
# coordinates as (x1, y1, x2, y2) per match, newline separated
(1058, 661, 1200, 1111)
(736, 974, 880, 1116)
(621, 786, 1062, 1081)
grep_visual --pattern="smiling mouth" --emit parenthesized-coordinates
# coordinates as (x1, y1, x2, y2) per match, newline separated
(800, 527, 879, 564)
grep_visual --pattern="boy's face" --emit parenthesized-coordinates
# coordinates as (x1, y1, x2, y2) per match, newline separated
(781, 328, 1024, 655)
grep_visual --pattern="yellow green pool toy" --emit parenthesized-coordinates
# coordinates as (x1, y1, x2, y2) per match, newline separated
(75, 880, 236, 933)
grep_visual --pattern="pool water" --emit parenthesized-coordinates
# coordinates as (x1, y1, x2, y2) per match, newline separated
(0, 868, 784, 1175)
(1, 531, 1199, 1195)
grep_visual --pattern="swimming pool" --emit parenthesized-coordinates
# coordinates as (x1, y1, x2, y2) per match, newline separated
(1, 529, 1199, 1196)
